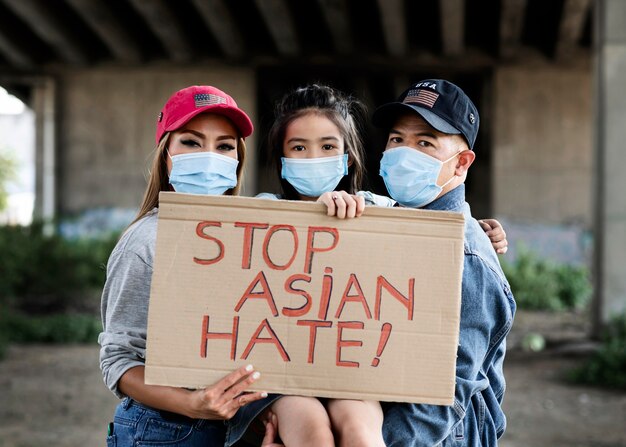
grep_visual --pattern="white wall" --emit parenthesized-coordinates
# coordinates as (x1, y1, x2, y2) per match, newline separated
(492, 64, 593, 227)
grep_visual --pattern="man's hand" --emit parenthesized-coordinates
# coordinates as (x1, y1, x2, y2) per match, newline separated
(479, 219, 508, 254)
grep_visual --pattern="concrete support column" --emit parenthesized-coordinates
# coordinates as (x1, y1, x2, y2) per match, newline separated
(593, 0, 626, 332)
(32, 78, 56, 229)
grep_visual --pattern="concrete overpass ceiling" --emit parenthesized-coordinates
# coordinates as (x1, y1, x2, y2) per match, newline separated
(0, 0, 593, 77)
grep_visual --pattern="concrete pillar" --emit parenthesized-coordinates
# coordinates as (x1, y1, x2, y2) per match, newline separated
(32, 77, 56, 230)
(593, 0, 626, 332)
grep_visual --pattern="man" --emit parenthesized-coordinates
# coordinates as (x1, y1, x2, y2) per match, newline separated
(373, 79, 516, 446)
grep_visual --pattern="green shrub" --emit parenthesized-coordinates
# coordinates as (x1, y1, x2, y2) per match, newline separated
(0, 222, 118, 314)
(570, 314, 626, 389)
(0, 307, 8, 359)
(0, 311, 101, 344)
(0, 150, 17, 211)
(501, 247, 592, 311)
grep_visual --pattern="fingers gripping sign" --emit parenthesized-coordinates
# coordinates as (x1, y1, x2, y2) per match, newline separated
(317, 191, 365, 219)
(479, 218, 508, 254)
(187, 364, 268, 420)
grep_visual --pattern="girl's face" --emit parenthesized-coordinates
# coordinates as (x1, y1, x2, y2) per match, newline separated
(167, 113, 239, 173)
(282, 112, 345, 159)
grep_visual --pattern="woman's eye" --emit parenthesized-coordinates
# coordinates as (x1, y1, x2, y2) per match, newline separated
(181, 139, 200, 147)
(218, 143, 236, 151)
(292, 145, 305, 151)
(389, 136, 402, 144)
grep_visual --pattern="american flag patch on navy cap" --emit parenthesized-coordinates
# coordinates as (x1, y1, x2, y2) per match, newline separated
(403, 89, 439, 108)
(194, 93, 226, 108)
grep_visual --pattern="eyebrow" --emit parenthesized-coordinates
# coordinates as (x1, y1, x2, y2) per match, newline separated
(389, 129, 439, 139)
(179, 129, 237, 140)
(286, 136, 340, 144)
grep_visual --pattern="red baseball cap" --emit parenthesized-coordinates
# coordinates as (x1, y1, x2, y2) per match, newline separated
(155, 85, 254, 144)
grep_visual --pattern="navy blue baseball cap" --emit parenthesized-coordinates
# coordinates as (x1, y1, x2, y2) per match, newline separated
(372, 79, 480, 149)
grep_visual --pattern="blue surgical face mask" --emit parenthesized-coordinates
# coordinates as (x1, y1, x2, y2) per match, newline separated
(379, 146, 459, 208)
(281, 154, 348, 198)
(168, 151, 239, 195)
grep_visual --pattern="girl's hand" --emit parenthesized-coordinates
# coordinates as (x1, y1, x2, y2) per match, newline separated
(479, 219, 508, 254)
(185, 364, 267, 420)
(317, 191, 365, 219)
(261, 411, 284, 446)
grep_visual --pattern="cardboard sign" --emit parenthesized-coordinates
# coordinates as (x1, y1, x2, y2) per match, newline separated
(145, 192, 464, 405)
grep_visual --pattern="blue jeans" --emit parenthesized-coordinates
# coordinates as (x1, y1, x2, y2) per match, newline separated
(106, 398, 226, 446)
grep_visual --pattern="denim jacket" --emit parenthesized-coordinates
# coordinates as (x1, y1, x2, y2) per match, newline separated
(382, 185, 516, 447)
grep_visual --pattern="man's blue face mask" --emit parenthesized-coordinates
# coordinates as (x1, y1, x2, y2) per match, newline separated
(379, 147, 459, 208)
(281, 154, 348, 198)
(168, 151, 238, 195)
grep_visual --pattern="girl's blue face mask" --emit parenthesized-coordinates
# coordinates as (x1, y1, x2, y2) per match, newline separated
(379, 146, 459, 208)
(281, 154, 348, 198)
(168, 151, 238, 195)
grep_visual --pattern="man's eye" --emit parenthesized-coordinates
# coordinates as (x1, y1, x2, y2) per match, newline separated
(418, 140, 433, 147)
(389, 137, 401, 143)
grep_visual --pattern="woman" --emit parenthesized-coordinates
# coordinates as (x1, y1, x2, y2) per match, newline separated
(99, 85, 272, 446)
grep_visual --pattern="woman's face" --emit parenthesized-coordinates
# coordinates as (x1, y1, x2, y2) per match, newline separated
(282, 112, 345, 159)
(167, 113, 239, 173)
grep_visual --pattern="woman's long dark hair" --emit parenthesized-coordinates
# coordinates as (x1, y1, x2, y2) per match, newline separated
(267, 84, 368, 200)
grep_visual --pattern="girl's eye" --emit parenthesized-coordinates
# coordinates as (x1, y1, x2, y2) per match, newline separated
(322, 144, 336, 151)
(181, 139, 200, 147)
(218, 143, 236, 151)
(292, 145, 306, 151)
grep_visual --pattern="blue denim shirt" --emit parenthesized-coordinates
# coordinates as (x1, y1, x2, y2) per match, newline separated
(382, 185, 516, 447)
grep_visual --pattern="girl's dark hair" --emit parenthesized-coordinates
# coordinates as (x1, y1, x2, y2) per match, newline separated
(267, 84, 367, 199)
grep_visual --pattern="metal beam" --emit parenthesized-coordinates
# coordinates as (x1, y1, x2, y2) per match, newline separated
(128, 0, 193, 62)
(556, 0, 592, 60)
(499, 0, 527, 59)
(254, 0, 299, 56)
(1, 0, 88, 64)
(65, 0, 142, 63)
(190, 0, 245, 59)
(316, 0, 353, 54)
(376, 0, 407, 57)
(439, 0, 465, 56)
(0, 28, 35, 69)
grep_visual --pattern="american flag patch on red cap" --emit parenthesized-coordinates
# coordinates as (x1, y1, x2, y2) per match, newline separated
(194, 93, 227, 108)
(403, 89, 439, 108)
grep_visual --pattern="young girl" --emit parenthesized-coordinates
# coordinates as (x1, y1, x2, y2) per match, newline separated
(99, 85, 275, 446)
(228, 85, 508, 447)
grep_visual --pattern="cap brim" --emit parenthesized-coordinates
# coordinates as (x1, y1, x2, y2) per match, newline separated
(372, 103, 461, 135)
(166, 104, 253, 139)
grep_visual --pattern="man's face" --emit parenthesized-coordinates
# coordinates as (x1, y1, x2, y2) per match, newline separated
(384, 113, 467, 187)
(385, 113, 464, 159)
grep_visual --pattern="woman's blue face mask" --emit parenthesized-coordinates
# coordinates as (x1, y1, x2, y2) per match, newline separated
(281, 154, 348, 198)
(168, 151, 239, 195)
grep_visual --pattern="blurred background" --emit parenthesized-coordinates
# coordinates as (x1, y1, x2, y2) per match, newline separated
(0, 0, 624, 446)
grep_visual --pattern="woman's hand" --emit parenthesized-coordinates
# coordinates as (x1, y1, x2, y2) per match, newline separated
(317, 191, 365, 219)
(479, 219, 508, 254)
(118, 365, 268, 421)
(184, 364, 267, 420)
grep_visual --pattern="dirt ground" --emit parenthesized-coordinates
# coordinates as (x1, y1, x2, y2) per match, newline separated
(0, 311, 625, 447)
